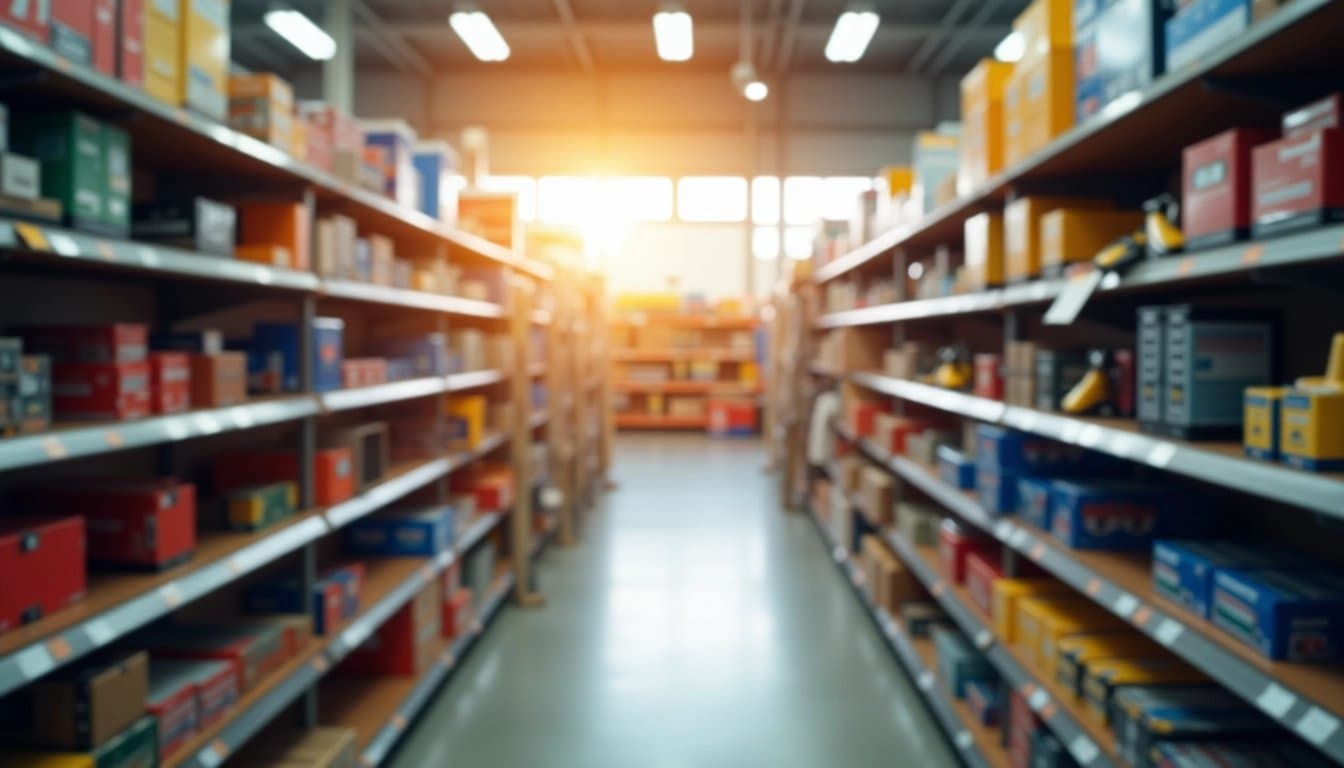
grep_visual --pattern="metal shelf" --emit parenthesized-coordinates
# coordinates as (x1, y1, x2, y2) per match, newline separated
(319, 378, 450, 413)
(835, 427, 1344, 767)
(846, 371, 1344, 519)
(445, 369, 507, 392)
(321, 281, 505, 318)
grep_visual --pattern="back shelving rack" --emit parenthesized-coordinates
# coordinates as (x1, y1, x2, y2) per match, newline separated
(0, 23, 606, 768)
(782, 3, 1344, 767)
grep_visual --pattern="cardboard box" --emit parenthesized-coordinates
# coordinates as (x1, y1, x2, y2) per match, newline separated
(1050, 480, 1207, 551)
(1182, 128, 1275, 247)
(222, 482, 298, 532)
(144, 622, 289, 692)
(1005, 196, 1108, 282)
(342, 579, 441, 677)
(1166, 0, 1257, 72)
(897, 501, 939, 547)
(12, 112, 106, 230)
(938, 518, 995, 585)
(148, 351, 190, 414)
(992, 579, 1066, 645)
(248, 726, 358, 768)
(963, 212, 1005, 289)
(50, 0, 94, 64)
(1112, 685, 1276, 766)
(975, 423, 1093, 474)
(190, 351, 245, 407)
(1252, 128, 1344, 235)
(933, 626, 995, 699)
(228, 74, 294, 148)
(413, 140, 459, 223)
(1153, 539, 1286, 619)
(25, 479, 195, 569)
(132, 197, 236, 257)
(325, 422, 389, 492)
(1040, 208, 1142, 270)
(965, 549, 1003, 617)
(1016, 476, 1053, 530)
(1212, 568, 1344, 661)
(144, 0, 180, 105)
(1055, 632, 1161, 697)
(116, 0, 143, 87)
(1283, 93, 1344, 139)
(1075, 0, 1169, 121)
(211, 447, 354, 506)
(178, 0, 229, 119)
(959, 59, 1014, 191)
(0, 1, 51, 41)
(361, 119, 419, 209)
(0, 515, 86, 634)
(936, 445, 975, 490)
(911, 131, 959, 216)
(1019, 50, 1075, 159)
(446, 394, 488, 450)
(1083, 658, 1207, 725)
(248, 319, 344, 394)
(183, 659, 236, 729)
(238, 202, 310, 271)
(4, 650, 147, 750)
(1281, 385, 1344, 471)
(1014, 0, 1073, 59)
(973, 353, 1003, 400)
(51, 361, 151, 421)
(344, 504, 457, 557)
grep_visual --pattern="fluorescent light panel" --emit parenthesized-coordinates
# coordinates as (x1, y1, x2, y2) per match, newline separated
(824, 10, 879, 63)
(653, 7, 693, 61)
(450, 10, 510, 62)
(264, 9, 337, 61)
(744, 80, 769, 101)
(994, 30, 1024, 63)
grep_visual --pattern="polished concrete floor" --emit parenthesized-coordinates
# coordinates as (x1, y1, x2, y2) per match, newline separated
(389, 434, 958, 767)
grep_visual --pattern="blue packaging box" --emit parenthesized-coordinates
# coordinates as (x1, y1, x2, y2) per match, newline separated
(933, 626, 994, 699)
(1049, 481, 1207, 551)
(248, 319, 344, 393)
(354, 239, 372, 282)
(344, 504, 457, 557)
(1152, 540, 1287, 619)
(1112, 685, 1276, 767)
(975, 424, 1093, 474)
(373, 334, 451, 377)
(1211, 568, 1344, 662)
(362, 119, 419, 209)
(1165, 0, 1251, 72)
(412, 141, 458, 222)
(325, 564, 364, 619)
(937, 445, 975, 490)
(244, 577, 345, 635)
(1075, 0, 1169, 123)
(1017, 476, 1053, 531)
(976, 464, 1020, 516)
(965, 680, 999, 726)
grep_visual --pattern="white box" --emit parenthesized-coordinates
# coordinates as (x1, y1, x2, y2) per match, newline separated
(1, 153, 40, 200)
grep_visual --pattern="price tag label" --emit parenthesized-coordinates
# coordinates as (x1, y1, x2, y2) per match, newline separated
(918, 671, 935, 691)
(1256, 683, 1296, 718)
(313, 657, 328, 673)
(85, 620, 114, 647)
(104, 430, 124, 448)
(1176, 257, 1195, 277)
(392, 714, 408, 732)
(974, 629, 993, 650)
(954, 731, 973, 750)
(1069, 736, 1100, 765)
(48, 232, 78, 256)
(1030, 543, 1046, 561)
(1242, 244, 1264, 265)
(1295, 708, 1341, 746)
(96, 241, 116, 261)
(1086, 579, 1102, 596)
(1154, 619, 1183, 647)
(14, 645, 55, 680)
(1113, 593, 1139, 617)
(14, 222, 50, 251)
(45, 637, 71, 661)
(160, 584, 184, 608)
(42, 437, 67, 459)
(1029, 689, 1049, 711)
(1133, 606, 1152, 625)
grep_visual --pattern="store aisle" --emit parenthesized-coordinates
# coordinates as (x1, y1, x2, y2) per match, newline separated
(389, 435, 958, 767)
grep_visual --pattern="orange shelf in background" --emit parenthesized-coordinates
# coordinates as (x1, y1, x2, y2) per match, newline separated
(615, 414, 707, 429)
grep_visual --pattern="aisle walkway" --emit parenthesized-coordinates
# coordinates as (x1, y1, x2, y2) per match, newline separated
(389, 434, 958, 767)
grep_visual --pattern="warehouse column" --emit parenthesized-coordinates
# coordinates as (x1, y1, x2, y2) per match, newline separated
(324, 0, 355, 113)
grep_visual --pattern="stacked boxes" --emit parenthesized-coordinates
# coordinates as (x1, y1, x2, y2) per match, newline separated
(144, 0, 181, 105)
(1050, 480, 1206, 550)
(963, 212, 1005, 290)
(341, 579, 441, 677)
(911, 131, 959, 216)
(362, 119, 420, 210)
(1003, 341, 1038, 408)
(133, 197, 237, 257)
(1253, 94, 1344, 235)
(229, 74, 294, 149)
(959, 59, 1013, 193)
(211, 447, 355, 506)
(245, 565, 364, 636)
(0, 515, 86, 634)
(13, 111, 131, 234)
(1039, 208, 1142, 272)
(248, 319, 344, 394)
(1279, 333, 1344, 471)
(0, 650, 147, 751)
(1167, 0, 1285, 73)
(24, 479, 196, 569)
(1182, 128, 1275, 247)
(178, 0, 230, 120)
(1075, 0, 1170, 121)
(1005, 196, 1109, 282)
(21, 324, 151, 421)
(1211, 568, 1344, 661)
(344, 504, 458, 557)
(1004, 0, 1075, 161)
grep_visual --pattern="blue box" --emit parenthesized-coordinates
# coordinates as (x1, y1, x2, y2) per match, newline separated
(976, 464, 1020, 515)
(248, 319, 344, 394)
(353, 239, 372, 282)
(965, 680, 999, 726)
(1211, 568, 1344, 662)
(1165, 0, 1251, 73)
(974, 424, 1093, 474)
(325, 564, 364, 619)
(937, 445, 975, 490)
(362, 119, 419, 209)
(1152, 540, 1287, 618)
(1017, 476, 1054, 531)
(1075, 0, 1169, 122)
(412, 141, 459, 222)
(344, 504, 457, 557)
(1049, 481, 1207, 551)
(244, 577, 347, 635)
(373, 334, 451, 378)
(933, 626, 994, 699)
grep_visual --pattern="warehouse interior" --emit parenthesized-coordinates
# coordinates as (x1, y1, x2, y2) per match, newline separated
(1, 1, 1343, 767)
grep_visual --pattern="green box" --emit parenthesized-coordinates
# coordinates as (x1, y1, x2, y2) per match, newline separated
(225, 481, 298, 532)
(90, 715, 157, 768)
(12, 112, 105, 229)
(102, 124, 130, 235)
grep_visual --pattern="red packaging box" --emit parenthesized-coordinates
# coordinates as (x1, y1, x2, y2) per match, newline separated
(21, 324, 148, 363)
(342, 580, 440, 677)
(453, 464, 515, 513)
(147, 666, 199, 759)
(1283, 93, 1344, 139)
(707, 399, 756, 434)
(116, 0, 142, 86)
(189, 659, 238, 729)
(1183, 128, 1275, 247)
(0, 515, 86, 634)
(92, 0, 115, 75)
(51, 360, 151, 421)
(49, 0, 93, 62)
(150, 352, 191, 414)
(973, 354, 1004, 400)
(1253, 128, 1344, 235)
(22, 479, 196, 568)
(1008, 690, 1038, 768)
(211, 446, 354, 506)
(190, 352, 246, 408)
(938, 519, 995, 586)
(149, 625, 288, 692)
(304, 104, 362, 153)
(341, 358, 389, 389)
(441, 561, 460, 597)
(1111, 349, 1135, 418)
(0, 2, 50, 41)
(442, 589, 473, 640)
(306, 122, 333, 172)
(965, 549, 1004, 617)
(875, 416, 926, 455)
(847, 401, 881, 437)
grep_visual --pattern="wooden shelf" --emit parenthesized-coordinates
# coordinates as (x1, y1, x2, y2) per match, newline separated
(614, 414, 707, 429)
(613, 380, 761, 395)
(613, 348, 755, 362)
(611, 315, 758, 329)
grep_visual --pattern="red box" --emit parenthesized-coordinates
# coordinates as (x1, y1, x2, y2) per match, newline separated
(0, 515, 86, 634)
(304, 104, 362, 153)
(51, 360, 151, 421)
(117, 0, 142, 86)
(707, 399, 756, 435)
(1182, 128, 1275, 246)
(876, 416, 925, 455)
(1008, 690, 1038, 768)
(189, 660, 238, 729)
(0, 2, 49, 41)
(938, 519, 995, 585)
(1283, 93, 1344, 139)
(50, 1, 95, 62)
(965, 549, 1004, 617)
(442, 589, 473, 640)
(21, 324, 148, 364)
(150, 352, 191, 414)
(1253, 128, 1344, 234)
(454, 464, 515, 513)
(211, 446, 354, 506)
(973, 354, 1004, 400)
(150, 627, 288, 693)
(306, 122, 333, 171)
(341, 580, 440, 677)
(92, 0, 115, 75)
(147, 669, 198, 759)
(847, 400, 881, 438)
(1111, 349, 1135, 418)
(23, 479, 196, 568)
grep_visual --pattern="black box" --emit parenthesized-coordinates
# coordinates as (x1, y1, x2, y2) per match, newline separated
(1138, 306, 1165, 431)
(133, 197, 236, 257)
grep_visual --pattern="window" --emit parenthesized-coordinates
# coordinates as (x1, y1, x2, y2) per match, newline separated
(820, 177, 874, 221)
(537, 176, 601, 225)
(783, 176, 822, 225)
(785, 226, 815, 261)
(478, 175, 537, 221)
(677, 176, 748, 222)
(783, 175, 875, 225)
(604, 177, 674, 222)
(752, 227, 779, 261)
(752, 176, 780, 225)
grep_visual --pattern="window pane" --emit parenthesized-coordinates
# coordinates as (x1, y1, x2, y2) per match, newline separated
(785, 226, 815, 261)
(752, 226, 779, 261)
(821, 176, 874, 221)
(783, 176, 823, 225)
(478, 175, 536, 221)
(538, 176, 600, 225)
(677, 176, 748, 222)
(752, 176, 780, 225)
(604, 177, 673, 222)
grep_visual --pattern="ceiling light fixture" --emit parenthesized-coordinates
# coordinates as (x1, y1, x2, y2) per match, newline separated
(264, 6, 337, 61)
(731, 61, 768, 102)
(653, 3, 693, 62)
(994, 30, 1024, 63)
(824, 6, 879, 63)
(450, 7, 510, 62)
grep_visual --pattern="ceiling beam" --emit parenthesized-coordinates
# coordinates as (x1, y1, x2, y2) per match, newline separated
(345, 21, 1007, 46)
(552, 0, 595, 73)
(759, 0, 783, 73)
(905, 0, 977, 73)
(350, 0, 431, 76)
(774, 0, 806, 73)
(926, 0, 1014, 74)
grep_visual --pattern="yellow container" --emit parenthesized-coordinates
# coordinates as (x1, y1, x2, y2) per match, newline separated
(179, 0, 231, 119)
(964, 212, 1006, 290)
(1014, 0, 1074, 61)
(446, 395, 487, 449)
(144, 0, 182, 106)
(880, 166, 914, 198)
(1006, 196, 1110, 282)
(995, 581, 1068, 645)
(740, 362, 760, 386)
(1019, 51, 1075, 158)
(1281, 387, 1344, 471)
(1040, 209, 1143, 271)
(1003, 74, 1027, 169)
(1244, 386, 1286, 461)
(961, 58, 1014, 115)
(1055, 632, 1160, 697)
(1083, 658, 1208, 725)
(1034, 602, 1124, 674)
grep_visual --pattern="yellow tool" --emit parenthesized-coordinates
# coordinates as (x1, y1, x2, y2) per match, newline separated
(1144, 193, 1185, 257)
(1062, 350, 1112, 414)
(929, 346, 972, 390)
(1295, 332, 1344, 390)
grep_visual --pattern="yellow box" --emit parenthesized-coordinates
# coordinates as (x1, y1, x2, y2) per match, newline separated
(1244, 386, 1286, 461)
(1006, 196, 1110, 282)
(1040, 209, 1142, 272)
(1003, 74, 1027, 169)
(740, 362, 759, 386)
(1019, 51, 1075, 158)
(961, 58, 1014, 115)
(447, 395, 488, 449)
(144, 0, 182, 106)
(1034, 602, 1125, 675)
(959, 105, 1004, 194)
(993, 579, 1068, 645)
(1082, 658, 1207, 725)
(179, 0, 231, 120)
(880, 166, 914, 197)
(964, 212, 1005, 290)
(1055, 632, 1161, 698)
(1281, 387, 1344, 471)
(1013, 0, 1074, 61)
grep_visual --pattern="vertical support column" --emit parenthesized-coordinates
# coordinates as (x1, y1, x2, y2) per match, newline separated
(561, 291, 580, 546)
(1002, 308, 1021, 577)
(892, 249, 909, 418)
(510, 273, 544, 606)
(298, 290, 318, 727)
(435, 243, 450, 504)
(324, 0, 354, 113)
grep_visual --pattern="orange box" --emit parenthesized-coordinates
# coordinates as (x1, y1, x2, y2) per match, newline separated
(961, 58, 1014, 114)
(964, 212, 1006, 289)
(238, 202, 310, 270)
(190, 352, 246, 407)
(1004, 75, 1027, 168)
(1040, 209, 1142, 272)
(1014, 0, 1073, 61)
(228, 73, 293, 148)
(1018, 51, 1075, 158)
(235, 245, 290, 268)
(1005, 196, 1110, 282)
(314, 447, 355, 506)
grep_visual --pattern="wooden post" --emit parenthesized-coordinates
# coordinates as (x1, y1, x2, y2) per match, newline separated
(510, 274, 544, 607)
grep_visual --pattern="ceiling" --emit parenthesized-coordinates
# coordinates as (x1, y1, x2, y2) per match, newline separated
(232, 0, 1026, 80)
